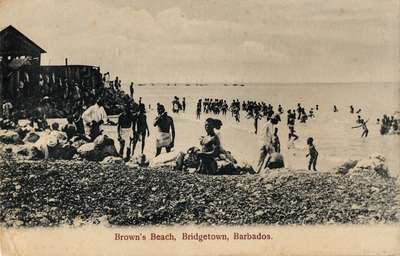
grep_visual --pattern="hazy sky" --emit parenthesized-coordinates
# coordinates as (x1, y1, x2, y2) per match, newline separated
(1, 0, 398, 83)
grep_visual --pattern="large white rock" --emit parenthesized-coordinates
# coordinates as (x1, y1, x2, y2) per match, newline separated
(0, 130, 22, 144)
(351, 153, 389, 177)
(150, 151, 182, 167)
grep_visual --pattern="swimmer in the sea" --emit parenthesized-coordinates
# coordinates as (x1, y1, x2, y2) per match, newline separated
(333, 105, 338, 112)
(352, 119, 369, 137)
(288, 125, 299, 141)
(309, 108, 314, 118)
(356, 115, 362, 124)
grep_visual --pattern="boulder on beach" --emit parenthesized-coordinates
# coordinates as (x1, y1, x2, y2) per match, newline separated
(77, 143, 102, 161)
(336, 153, 390, 178)
(23, 132, 41, 143)
(0, 130, 22, 144)
(77, 135, 118, 161)
(16, 145, 30, 156)
(352, 153, 390, 177)
(334, 159, 358, 175)
(94, 135, 118, 158)
(150, 151, 183, 168)
(70, 137, 87, 149)
(101, 156, 124, 165)
(129, 154, 149, 167)
(50, 144, 76, 160)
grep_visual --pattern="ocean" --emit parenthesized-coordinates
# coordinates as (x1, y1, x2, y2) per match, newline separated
(113, 82, 399, 175)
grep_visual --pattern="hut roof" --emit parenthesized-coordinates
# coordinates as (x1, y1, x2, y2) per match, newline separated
(0, 25, 46, 56)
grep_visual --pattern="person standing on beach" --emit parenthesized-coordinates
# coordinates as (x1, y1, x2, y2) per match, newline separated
(251, 109, 262, 134)
(256, 117, 275, 173)
(82, 98, 108, 141)
(306, 137, 318, 171)
(132, 103, 150, 156)
(130, 82, 134, 98)
(182, 97, 186, 112)
(297, 103, 302, 120)
(117, 104, 136, 161)
(196, 100, 202, 119)
(172, 96, 180, 113)
(154, 104, 175, 156)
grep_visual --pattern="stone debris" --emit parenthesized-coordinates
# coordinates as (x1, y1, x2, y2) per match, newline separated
(0, 157, 398, 227)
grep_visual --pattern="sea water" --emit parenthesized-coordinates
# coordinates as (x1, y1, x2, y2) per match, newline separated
(119, 82, 399, 175)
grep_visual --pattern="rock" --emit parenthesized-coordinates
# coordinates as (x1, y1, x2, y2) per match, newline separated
(335, 159, 359, 174)
(23, 132, 41, 143)
(349, 154, 390, 178)
(126, 162, 139, 168)
(0, 158, 397, 227)
(71, 138, 87, 149)
(150, 151, 182, 168)
(94, 135, 114, 148)
(101, 156, 124, 165)
(100, 145, 118, 159)
(0, 130, 22, 144)
(49, 144, 76, 160)
(129, 154, 149, 167)
(77, 138, 117, 161)
(16, 145, 30, 156)
(77, 143, 102, 161)
(94, 135, 118, 160)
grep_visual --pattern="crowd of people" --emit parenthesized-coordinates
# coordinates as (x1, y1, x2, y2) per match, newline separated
(1, 78, 399, 175)
(177, 97, 398, 173)
(378, 114, 399, 135)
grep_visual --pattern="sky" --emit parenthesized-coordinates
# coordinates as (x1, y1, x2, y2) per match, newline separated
(0, 0, 399, 83)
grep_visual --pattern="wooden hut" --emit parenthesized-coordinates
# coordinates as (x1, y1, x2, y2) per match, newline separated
(0, 25, 104, 117)
(0, 25, 46, 110)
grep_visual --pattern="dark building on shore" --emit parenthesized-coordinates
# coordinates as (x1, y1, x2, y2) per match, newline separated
(0, 25, 103, 116)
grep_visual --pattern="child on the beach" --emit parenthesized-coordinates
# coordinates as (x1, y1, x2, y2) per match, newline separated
(306, 137, 318, 171)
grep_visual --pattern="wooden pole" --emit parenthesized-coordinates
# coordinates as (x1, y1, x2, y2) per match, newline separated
(65, 58, 69, 82)
(0, 64, 3, 117)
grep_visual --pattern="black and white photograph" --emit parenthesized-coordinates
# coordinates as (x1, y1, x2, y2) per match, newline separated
(0, 0, 399, 255)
